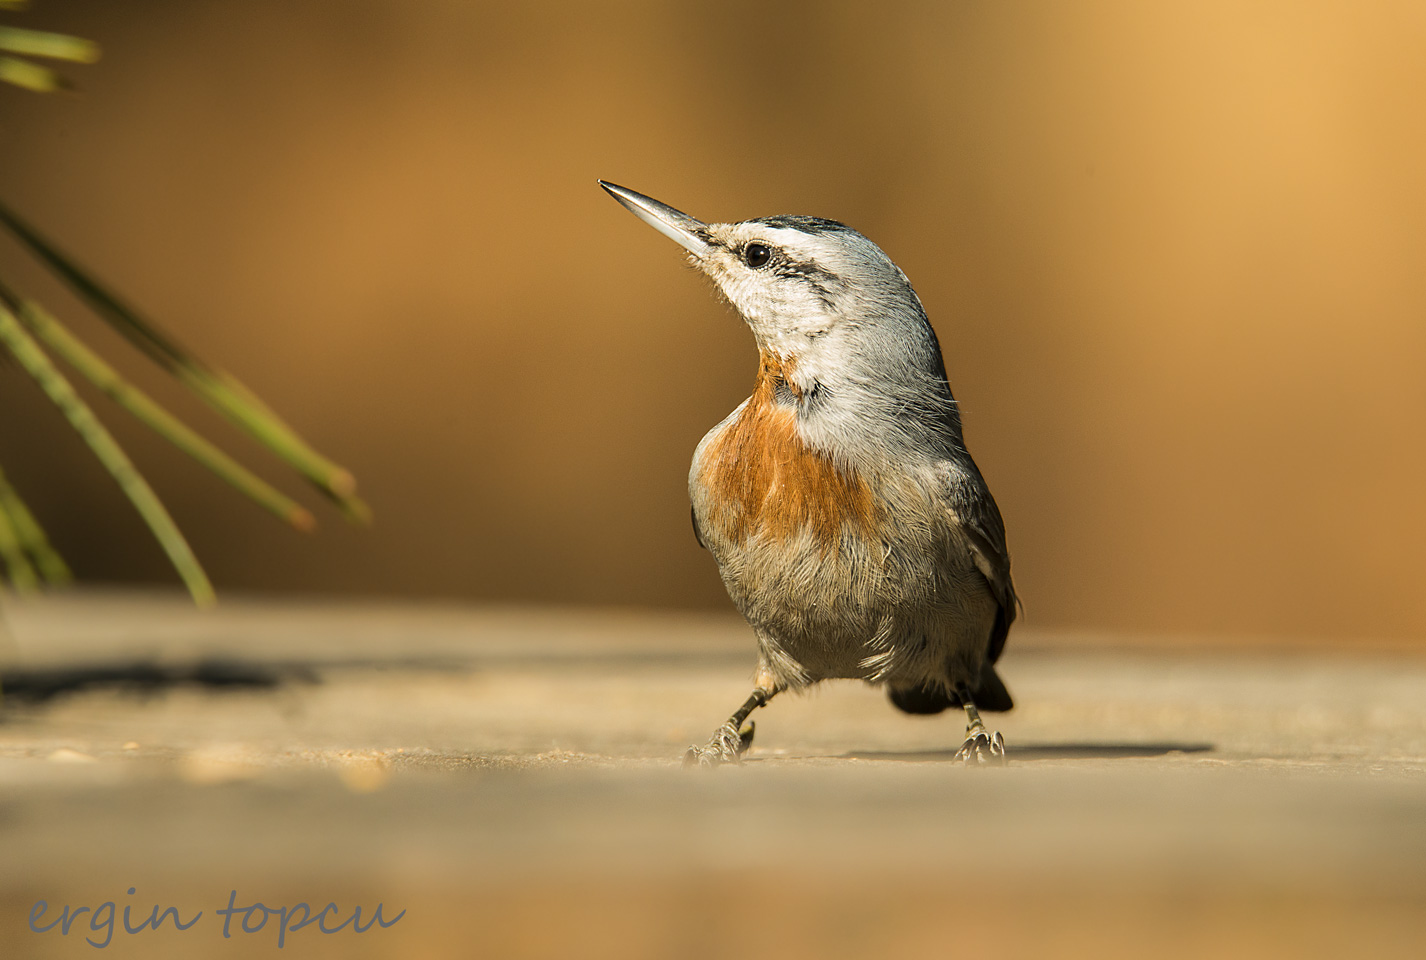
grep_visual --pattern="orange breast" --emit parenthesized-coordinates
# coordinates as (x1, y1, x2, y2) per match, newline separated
(698, 353, 877, 548)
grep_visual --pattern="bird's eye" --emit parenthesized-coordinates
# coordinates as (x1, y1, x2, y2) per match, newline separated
(744, 243, 772, 268)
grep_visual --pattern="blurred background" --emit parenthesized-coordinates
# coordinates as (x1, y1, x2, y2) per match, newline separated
(1, 0, 1424, 644)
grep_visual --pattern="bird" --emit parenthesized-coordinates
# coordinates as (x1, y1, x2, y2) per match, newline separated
(599, 180, 1018, 766)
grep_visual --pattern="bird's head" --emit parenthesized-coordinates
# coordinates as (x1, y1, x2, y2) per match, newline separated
(600, 181, 962, 456)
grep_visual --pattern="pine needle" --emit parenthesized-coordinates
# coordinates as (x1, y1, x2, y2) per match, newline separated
(0, 54, 69, 92)
(0, 300, 215, 606)
(0, 201, 371, 523)
(0, 462, 70, 584)
(0, 491, 38, 591)
(3, 289, 317, 532)
(0, 26, 99, 62)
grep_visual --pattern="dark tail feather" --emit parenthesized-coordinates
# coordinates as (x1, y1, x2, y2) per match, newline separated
(887, 663, 1014, 716)
(971, 662, 1014, 712)
(888, 682, 954, 715)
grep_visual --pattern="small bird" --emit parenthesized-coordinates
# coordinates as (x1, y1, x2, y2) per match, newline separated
(600, 181, 1018, 766)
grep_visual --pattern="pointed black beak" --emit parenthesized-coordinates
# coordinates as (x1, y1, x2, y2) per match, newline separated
(598, 181, 712, 257)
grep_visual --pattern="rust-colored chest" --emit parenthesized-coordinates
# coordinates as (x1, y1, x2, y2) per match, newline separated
(696, 353, 877, 548)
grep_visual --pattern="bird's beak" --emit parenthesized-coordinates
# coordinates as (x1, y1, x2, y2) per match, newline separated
(599, 181, 712, 258)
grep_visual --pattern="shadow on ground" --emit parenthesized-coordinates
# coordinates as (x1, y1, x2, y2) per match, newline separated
(0, 659, 319, 704)
(844, 743, 1216, 762)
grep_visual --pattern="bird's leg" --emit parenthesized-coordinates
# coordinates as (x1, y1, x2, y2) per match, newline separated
(683, 687, 777, 768)
(952, 684, 1006, 765)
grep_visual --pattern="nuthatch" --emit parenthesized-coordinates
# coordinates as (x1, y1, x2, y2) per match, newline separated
(600, 181, 1018, 766)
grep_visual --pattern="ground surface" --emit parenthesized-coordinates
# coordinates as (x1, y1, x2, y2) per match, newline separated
(0, 592, 1423, 959)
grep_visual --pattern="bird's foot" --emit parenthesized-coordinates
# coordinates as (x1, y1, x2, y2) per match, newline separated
(953, 725, 1006, 766)
(682, 720, 756, 768)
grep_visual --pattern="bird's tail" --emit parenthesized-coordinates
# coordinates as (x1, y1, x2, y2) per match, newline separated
(887, 663, 1014, 715)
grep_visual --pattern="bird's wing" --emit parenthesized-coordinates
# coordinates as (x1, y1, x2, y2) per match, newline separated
(944, 458, 1018, 664)
(691, 505, 706, 550)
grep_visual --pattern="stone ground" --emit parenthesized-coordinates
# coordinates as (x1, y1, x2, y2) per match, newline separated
(0, 592, 1423, 959)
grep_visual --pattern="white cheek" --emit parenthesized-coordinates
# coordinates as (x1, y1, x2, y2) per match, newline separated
(789, 349, 838, 389)
(709, 264, 834, 353)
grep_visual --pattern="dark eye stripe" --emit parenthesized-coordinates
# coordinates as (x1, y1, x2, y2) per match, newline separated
(774, 257, 839, 286)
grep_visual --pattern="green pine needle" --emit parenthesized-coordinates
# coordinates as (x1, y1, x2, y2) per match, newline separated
(0, 54, 68, 92)
(0, 300, 215, 606)
(0, 493, 39, 591)
(0, 201, 371, 524)
(3, 290, 318, 533)
(0, 26, 99, 62)
(0, 463, 70, 585)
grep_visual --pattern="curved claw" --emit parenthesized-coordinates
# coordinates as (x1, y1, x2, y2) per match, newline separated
(682, 720, 756, 769)
(953, 729, 1007, 766)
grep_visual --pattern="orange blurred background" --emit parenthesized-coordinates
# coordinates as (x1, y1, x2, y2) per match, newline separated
(1, 0, 1424, 643)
